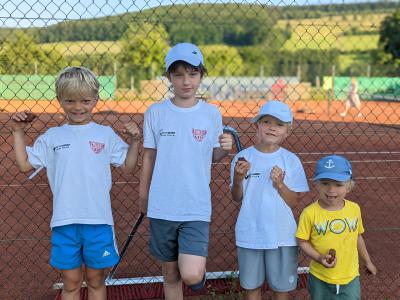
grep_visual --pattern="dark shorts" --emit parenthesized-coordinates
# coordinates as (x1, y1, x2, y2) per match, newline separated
(149, 218, 209, 262)
(308, 273, 360, 300)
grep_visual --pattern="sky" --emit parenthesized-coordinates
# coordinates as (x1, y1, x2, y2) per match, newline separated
(0, 0, 385, 28)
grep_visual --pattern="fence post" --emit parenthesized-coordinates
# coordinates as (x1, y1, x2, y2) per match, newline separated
(329, 65, 335, 115)
(114, 61, 118, 90)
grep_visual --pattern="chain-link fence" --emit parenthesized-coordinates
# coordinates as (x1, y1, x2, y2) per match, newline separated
(1, 1, 399, 299)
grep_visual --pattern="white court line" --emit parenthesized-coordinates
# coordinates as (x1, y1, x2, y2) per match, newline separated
(0, 181, 139, 188)
(4, 176, 400, 188)
(54, 268, 311, 289)
(297, 151, 400, 155)
(227, 151, 400, 157)
(302, 159, 400, 164)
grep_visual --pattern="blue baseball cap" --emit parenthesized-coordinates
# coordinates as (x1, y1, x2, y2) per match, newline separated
(251, 100, 293, 124)
(165, 43, 204, 71)
(313, 155, 353, 182)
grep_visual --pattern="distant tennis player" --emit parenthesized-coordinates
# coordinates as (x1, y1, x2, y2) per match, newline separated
(340, 77, 362, 118)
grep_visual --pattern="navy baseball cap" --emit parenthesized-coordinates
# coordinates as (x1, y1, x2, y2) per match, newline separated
(313, 155, 353, 182)
(165, 43, 204, 71)
(251, 100, 293, 124)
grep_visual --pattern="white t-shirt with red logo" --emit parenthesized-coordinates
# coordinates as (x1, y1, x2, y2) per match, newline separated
(144, 99, 223, 222)
(230, 146, 309, 249)
(26, 122, 128, 228)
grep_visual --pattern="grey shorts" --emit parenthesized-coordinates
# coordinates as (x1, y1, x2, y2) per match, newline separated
(237, 246, 298, 292)
(149, 218, 209, 262)
(308, 273, 360, 300)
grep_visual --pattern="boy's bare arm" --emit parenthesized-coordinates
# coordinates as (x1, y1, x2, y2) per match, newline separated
(231, 158, 251, 203)
(270, 166, 298, 208)
(357, 234, 377, 275)
(274, 183, 298, 208)
(120, 122, 141, 174)
(139, 148, 156, 214)
(297, 238, 336, 268)
(231, 178, 244, 203)
(212, 133, 233, 162)
(11, 111, 35, 172)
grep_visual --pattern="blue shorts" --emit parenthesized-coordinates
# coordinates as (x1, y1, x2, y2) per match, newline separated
(50, 224, 119, 270)
(149, 218, 209, 262)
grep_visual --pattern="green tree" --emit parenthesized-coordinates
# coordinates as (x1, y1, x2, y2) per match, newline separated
(238, 46, 274, 76)
(118, 22, 169, 88)
(273, 49, 340, 84)
(202, 45, 244, 76)
(65, 53, 116, 76)
(379, 9, 400, 61)
(0, 31, 65, 74)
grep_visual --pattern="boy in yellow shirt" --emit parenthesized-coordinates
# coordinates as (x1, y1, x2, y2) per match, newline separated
(296, 155, 376, 299)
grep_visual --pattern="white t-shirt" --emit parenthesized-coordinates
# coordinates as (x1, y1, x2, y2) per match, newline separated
(143, 99, 223, 222)
(230, 146, 309, 249)
(26, 122, 128, 228)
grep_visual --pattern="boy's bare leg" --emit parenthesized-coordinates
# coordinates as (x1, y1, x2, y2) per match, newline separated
(356, 103, 363, 117)
(162, 261, 183, 300)
(245, 287, 262, 300)
(85, 267, 107, 300)
(178, 254, 206, 287)
(340, 102, 350, 117)
(61, 268, 83, 300)
(273, 291, 290, 300)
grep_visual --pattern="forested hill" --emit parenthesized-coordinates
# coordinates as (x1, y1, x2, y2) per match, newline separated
(0, 1, 398, 45)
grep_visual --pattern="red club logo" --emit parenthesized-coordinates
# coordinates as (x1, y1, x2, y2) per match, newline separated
(192, 128, 207, 142)
(89, 141, 105, 154)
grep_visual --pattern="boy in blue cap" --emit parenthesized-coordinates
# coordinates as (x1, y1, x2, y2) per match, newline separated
(296, 155, 377, 299)
(231, 100, 309, 300)
(139, 43, 233, 299)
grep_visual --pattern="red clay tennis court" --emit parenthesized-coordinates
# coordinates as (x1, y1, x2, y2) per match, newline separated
(1, 99, 399, 299)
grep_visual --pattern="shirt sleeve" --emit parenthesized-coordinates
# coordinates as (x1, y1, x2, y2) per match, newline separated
(285, 156, 310, 193)
(213, 109, 223, 148)
(296, 208, 313, 240)
(229, 153, 239, 187)
(357, 205, 365, 235)
(26, 133, 48, 169)
(143, 107, 157, 149)
(110, 129, 129, 167)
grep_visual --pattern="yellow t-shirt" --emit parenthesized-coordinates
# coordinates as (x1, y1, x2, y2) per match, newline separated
(296, 199, 364, 284)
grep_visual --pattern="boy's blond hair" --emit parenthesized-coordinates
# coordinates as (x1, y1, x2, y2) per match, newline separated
(55, 66, 100, 101)
(315, 179, 356, 191)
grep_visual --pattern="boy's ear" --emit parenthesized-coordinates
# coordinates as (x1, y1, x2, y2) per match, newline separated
(287, 124, 292, 134)
(346, 181, 353, 192)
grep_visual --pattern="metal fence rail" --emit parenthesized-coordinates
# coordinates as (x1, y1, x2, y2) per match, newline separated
(1, 1, 399, 299)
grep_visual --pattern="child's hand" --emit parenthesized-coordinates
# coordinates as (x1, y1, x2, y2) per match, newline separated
(123, 122, 141, 141)
(270, 166, 285, 189)
(234, 157, 251, 182)
(319, 252, 337, 268)
(10, 111, 37, 131)
(365, 262, 377, 275)
(219, 133, 233, 151)
(326, 248, 336, 264)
